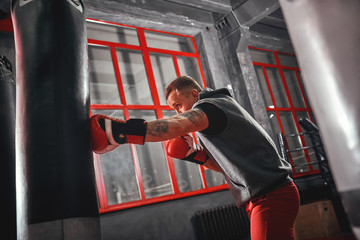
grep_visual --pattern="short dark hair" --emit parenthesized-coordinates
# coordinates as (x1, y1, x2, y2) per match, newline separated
(166, 75, 203, 100)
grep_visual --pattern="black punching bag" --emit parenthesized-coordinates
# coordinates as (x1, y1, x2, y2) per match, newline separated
(0, 55, 16, 240)
(11, 0, 100, 239)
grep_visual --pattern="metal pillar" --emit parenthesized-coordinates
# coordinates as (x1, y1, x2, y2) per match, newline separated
(0, 55, 16, 240)
(214, 1, 280, 137)
(279, 0, 360, 238)
(12, 0, 101, 239)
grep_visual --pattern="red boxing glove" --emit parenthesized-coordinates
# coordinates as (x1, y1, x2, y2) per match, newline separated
(166, 134, 208, 165)
(90, 114, 147, 154)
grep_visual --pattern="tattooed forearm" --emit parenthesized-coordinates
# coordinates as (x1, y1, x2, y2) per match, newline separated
(181, 110, 205, 127)
(147, 120, 169, 137)
(145, 109, 207, 142)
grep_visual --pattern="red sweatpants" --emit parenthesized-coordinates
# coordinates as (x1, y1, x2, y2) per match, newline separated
(246, 182, 300, 240)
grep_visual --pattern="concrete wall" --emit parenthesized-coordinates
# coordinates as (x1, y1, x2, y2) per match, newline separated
(100, 190, 234, 240)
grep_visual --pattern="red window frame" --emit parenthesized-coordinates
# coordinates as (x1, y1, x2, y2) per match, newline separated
(87, 19, 229, 213)
(249, 46, 320, 178)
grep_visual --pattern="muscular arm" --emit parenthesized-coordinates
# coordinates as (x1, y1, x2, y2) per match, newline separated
(145, 109, 209, 142)
(146, 109, 222, 173)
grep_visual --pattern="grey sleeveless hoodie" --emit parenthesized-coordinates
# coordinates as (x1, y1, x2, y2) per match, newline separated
(193, 88, 292, 207)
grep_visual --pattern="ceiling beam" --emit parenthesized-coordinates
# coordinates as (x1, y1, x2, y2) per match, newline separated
(233, 0, 280, 27)
(162, 0, 233, 14)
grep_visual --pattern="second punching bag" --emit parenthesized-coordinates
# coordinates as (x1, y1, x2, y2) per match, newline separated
(12, 0, 100, 239)
(0, 55, 16, 240)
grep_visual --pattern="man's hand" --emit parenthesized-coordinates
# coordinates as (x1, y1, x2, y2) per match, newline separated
(166, 134, 208, 165)
(90, 114, 147, 154)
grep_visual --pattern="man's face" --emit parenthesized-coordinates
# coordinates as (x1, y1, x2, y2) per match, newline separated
(167, 89, 198, 114)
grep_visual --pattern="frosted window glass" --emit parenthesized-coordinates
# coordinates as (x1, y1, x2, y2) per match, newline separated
(116, 49, 153, 105)
(249, 48, 276, 64)
(145, 30, 194, 53)
(87, 21, 139, 45)
(163, 111, 204, 192)
(89, 45, 121, 104)
(283, 70, 305, 108)
(177, 56, 203, 87)
(255, 66, 274, 109)
(150, 53, 177, 105)
(278, 53, 299, 68)
(265, 68, 289, 108)
(129, 110, 173, 198)
(92, 109, 140, 205)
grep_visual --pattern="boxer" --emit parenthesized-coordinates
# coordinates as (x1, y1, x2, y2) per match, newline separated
(91, 75, 299, 240)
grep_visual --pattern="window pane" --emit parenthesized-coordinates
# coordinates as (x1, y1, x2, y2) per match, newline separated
(267, 111, 282, 151)
(205, 170, 226, 187)
(279, 111, 300, 148)
(87, 21, 139, 45)
(268, 111, 281, 135)
(92, 109, 124, 118)
(296, 112, 319, 170)
(145, 30, 195, 53)
(129, 110, 173, 198)
(278, 53, 299, 68)
(162, 111, 204, 192)
(150, 53, 177, 105)
(255, 66, 274, 109)
(174, 160, 203, 192)
(279, 112, 309, 173)
(92, 109, 140, 205)
(89, 45, 121, 104)
(283, 70, 306, 108)
(116, 49, 154, 105)
(297, 71, 312, 107)
(266, 68, 290, 108)
(177, 56, 203, 87)
(249, 48, 276, 64)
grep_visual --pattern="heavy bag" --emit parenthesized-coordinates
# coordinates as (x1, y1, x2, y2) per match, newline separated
(12, 0, 99, 230)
